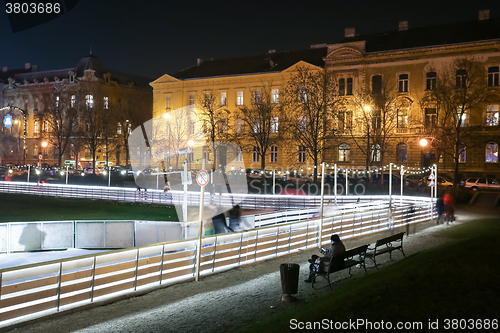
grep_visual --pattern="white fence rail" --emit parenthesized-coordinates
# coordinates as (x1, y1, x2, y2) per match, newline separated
(0, 181, 408, 210)
(0, 196, 433, 328)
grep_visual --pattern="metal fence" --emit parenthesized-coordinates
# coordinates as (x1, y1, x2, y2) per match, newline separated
(0, 181, 419, 210)
(0, 195, 433, 328)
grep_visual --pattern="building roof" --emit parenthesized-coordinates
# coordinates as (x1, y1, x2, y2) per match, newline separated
(9, 55, 152, 88)
(173, 47, 327, 79)
(341, 16, 500, 53)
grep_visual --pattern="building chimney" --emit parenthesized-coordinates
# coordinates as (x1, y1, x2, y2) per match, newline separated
(197, 58, 204, 66)
(2, 66, 8, 72)
(399, 20, 409, 31)
(479, 9, 490, 20)
(345, 27, 355, 38)
(25, 63, 31, 70)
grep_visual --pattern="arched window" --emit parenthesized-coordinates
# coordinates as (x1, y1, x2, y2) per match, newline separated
(371, 144, 381, 162)
(397, 143, 407, 162)
(457, 143, 466, 163)
(338, 143, 350, 162)
(485, 142, 498, 163)
(488, 66, 499, 87)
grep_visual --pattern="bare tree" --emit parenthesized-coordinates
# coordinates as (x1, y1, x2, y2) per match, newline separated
(348, 79, 404, 183)
(234, 84, 282, 176)
(420, 57, 487, 186)
(196, 90, 230, 170)
(41, 85, 79, 167)
(283, 67, 343, 182)
(76, 87, 107, 174)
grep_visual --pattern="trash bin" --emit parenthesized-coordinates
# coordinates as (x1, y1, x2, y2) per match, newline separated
(280, 263, 300, 302)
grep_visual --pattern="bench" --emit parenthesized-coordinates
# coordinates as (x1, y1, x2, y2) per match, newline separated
(312, 244, 369, 290)
(365, 232, 406, 270)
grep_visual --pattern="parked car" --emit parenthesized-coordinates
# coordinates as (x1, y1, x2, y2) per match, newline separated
(419, 175, 454, 187)
(461, 177, 500, 191)
(283, 172, 312, 183)
(371, 173, 402, 185)
(404, 174, 422, 187)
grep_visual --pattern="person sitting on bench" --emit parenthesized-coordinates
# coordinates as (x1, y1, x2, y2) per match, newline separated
(305, 234, 346, 283)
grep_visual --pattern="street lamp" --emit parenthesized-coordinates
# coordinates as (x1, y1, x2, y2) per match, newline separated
(41, 141, 48, 168)
(14, 119, 21, 165)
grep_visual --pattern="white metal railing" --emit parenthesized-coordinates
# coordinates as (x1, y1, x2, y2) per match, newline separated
(0, 181, 416, 210)
(0, 196, 433, 328)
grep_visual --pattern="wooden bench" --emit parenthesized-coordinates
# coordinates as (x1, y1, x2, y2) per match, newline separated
(312, 244, 369, 290)
(365, 232, 406, 270)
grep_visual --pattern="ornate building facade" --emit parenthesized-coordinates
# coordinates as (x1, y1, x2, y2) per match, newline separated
(1, 55, 152, 168)
(152, 12, 500, 180)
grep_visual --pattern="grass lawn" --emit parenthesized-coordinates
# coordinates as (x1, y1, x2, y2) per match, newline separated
(0, 193, 178, 222)
(239, 218, 500, 332)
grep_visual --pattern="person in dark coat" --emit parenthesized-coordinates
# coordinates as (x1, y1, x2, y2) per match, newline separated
(305, 234, 346, 283)
(228, 204, 242, 231)
(436, 196, 445, 224)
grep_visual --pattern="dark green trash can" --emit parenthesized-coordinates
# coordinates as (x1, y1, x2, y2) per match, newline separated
(280, 263, 300, 302)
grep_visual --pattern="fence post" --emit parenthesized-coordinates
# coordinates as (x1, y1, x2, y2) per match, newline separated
(133, 248, 139, 291)
(56, 262, 62, 311)
(90, 256, 96, 302)
(159, 245, 165, 285)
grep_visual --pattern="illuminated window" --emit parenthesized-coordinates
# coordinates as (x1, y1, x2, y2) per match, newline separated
(371, 144, 381, 162)
(235, 147, 243, 162)
(85, 95, 94, 108)
(117, 122, 122, 134)
(271, 117, 278, 133)
(103, 96, 109, 109)
(237, 91, 244, 105)
(338, 143, 350, 162)
(272, 89, 279, 103)
(457, 143, 466, 163)
(71, 95, 75, 108)
(299, 115, 307, 132)
(34, 121, 39, 134)
(486, 142, 498, 163)
(56, 96, 60, 108)
(220, 92, 226, 107)
(44, 121, 49, 132)
(457, 106, 467, 126)
(300, 87, 307, 102)
(397, 109, 407, 128)
(486, 105, 499, 126)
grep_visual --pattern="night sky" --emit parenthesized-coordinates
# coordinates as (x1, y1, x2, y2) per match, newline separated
(1, 0, 500, 80)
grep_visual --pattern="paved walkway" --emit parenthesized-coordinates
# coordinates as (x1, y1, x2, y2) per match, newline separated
(2, 206, 499, 333)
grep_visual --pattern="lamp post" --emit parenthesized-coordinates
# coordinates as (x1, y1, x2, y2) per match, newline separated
(14, 119, 21, 165)
(2, 105, 27, 165)
(41, 141, 48, 168)
(419, 138, 428, 170)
